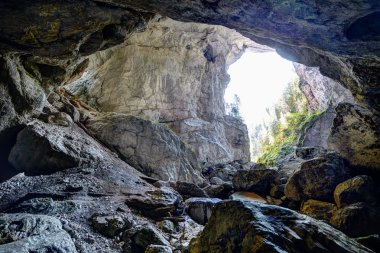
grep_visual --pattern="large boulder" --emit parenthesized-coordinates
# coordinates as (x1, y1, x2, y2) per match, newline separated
(302, 103, 380, 171)
(204, 182, 234, 199)
(125, 225, 170, 253)
(90, 214, 133, 238)
(125, 187, 183, 220)
(330, 202, 380, 238)
(334, 175, 376, 208)
(300, 199, 337, 222)
(0, 213, 77, 253)
(8, 120, 107, 175)
(185, 198, 221, 225)
(328, 103, 380, 170)
(284, 152, 350, 202)
(172, 181, 208, 200)
(86, 113, 203, 183)
(189, 201, 373, 253)
(232, 168, 278, 195)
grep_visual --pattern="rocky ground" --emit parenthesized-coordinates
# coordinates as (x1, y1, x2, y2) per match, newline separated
(1, 1, 380, 253)
(0, 89, 379, 252)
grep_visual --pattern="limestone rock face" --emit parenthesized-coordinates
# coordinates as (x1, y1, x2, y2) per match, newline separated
(189, 200, 373, 253)
(1, 1, 380, 114)
(301, 103, 380, 171)
(8, 121, 107, 175)
(85, 0, 380, 114)
(86, 113, 202, 183)
(0, 213, 77, 253)
(294, 64, 354, 112)
(284, 152, 350, 202)
(328, 103, 380, 170)
(66, 17, 255, 164)
(0, 55, 47, 181)
(0, 55, 46, 118)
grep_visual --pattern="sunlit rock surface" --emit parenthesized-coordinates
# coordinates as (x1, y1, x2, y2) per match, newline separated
(294, 63, 354, 112)
(86, 113, 203, 183)
(66, 17, 255, 164)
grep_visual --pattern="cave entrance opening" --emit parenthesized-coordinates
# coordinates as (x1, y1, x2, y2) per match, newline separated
(225, 51, 298, 161)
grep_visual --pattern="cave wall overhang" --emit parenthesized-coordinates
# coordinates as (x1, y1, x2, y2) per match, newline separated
(0, 0, 379, 114)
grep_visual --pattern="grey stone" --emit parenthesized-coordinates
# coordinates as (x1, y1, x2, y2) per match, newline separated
(330, 202, 380, 237)
(91, 214, 132, 238)
(131, 225, 170, 251)
(172, 181, 208, 199)
(125, 187, 183, 220)
(232, 168, 278, 195)
(285, 152, 350, 202)
(86, 113, 203, 183)
(8, 120, 107, 175)
(334, 175, 376, 208)
(185, 197, 221, 225)
(0, 213, 77, 253)
(145, 245, 173, 253)
(189, 201, 373, 253)
(209, 177, 224, 185)
(204, 183, 233, 199)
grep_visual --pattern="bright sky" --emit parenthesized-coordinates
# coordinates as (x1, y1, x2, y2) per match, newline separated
(225, 52, 298, 129)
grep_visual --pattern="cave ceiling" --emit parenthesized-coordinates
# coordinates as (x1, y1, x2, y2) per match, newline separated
(0, 0, 379, 113)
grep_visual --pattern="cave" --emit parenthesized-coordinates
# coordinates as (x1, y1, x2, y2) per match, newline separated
(0, 1, 379, 253)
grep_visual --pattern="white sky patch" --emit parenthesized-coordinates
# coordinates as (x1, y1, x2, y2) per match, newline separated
(225, 51, 298, 129)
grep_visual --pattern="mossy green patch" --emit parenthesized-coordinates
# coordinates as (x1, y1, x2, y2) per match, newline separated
(256, 79, 324, 166)
(257, 111, 323, 166)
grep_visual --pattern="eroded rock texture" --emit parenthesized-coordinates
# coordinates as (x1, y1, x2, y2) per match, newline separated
(189, 201, 373, 253)
(66, 17, 254, 164)
(0, 213, 77, 253)
(294, 63, 355, 112)
(86, 113, 202, 183)
(302, 103, 380, 170)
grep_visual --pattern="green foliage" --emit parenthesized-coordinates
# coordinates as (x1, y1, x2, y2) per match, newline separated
(256, 79, 323, 166)
(257, 111, 322, 166)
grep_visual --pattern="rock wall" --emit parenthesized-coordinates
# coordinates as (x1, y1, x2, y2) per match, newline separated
(294, 63, 355, 112)
(295, 63, 380, 171)
(301, 103, 380, 170)
(66, 17, 258, 164)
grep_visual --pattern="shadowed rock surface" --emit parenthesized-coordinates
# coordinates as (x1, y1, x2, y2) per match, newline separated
(189, 200, 373, 253)
(285, 152, 350, 202)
